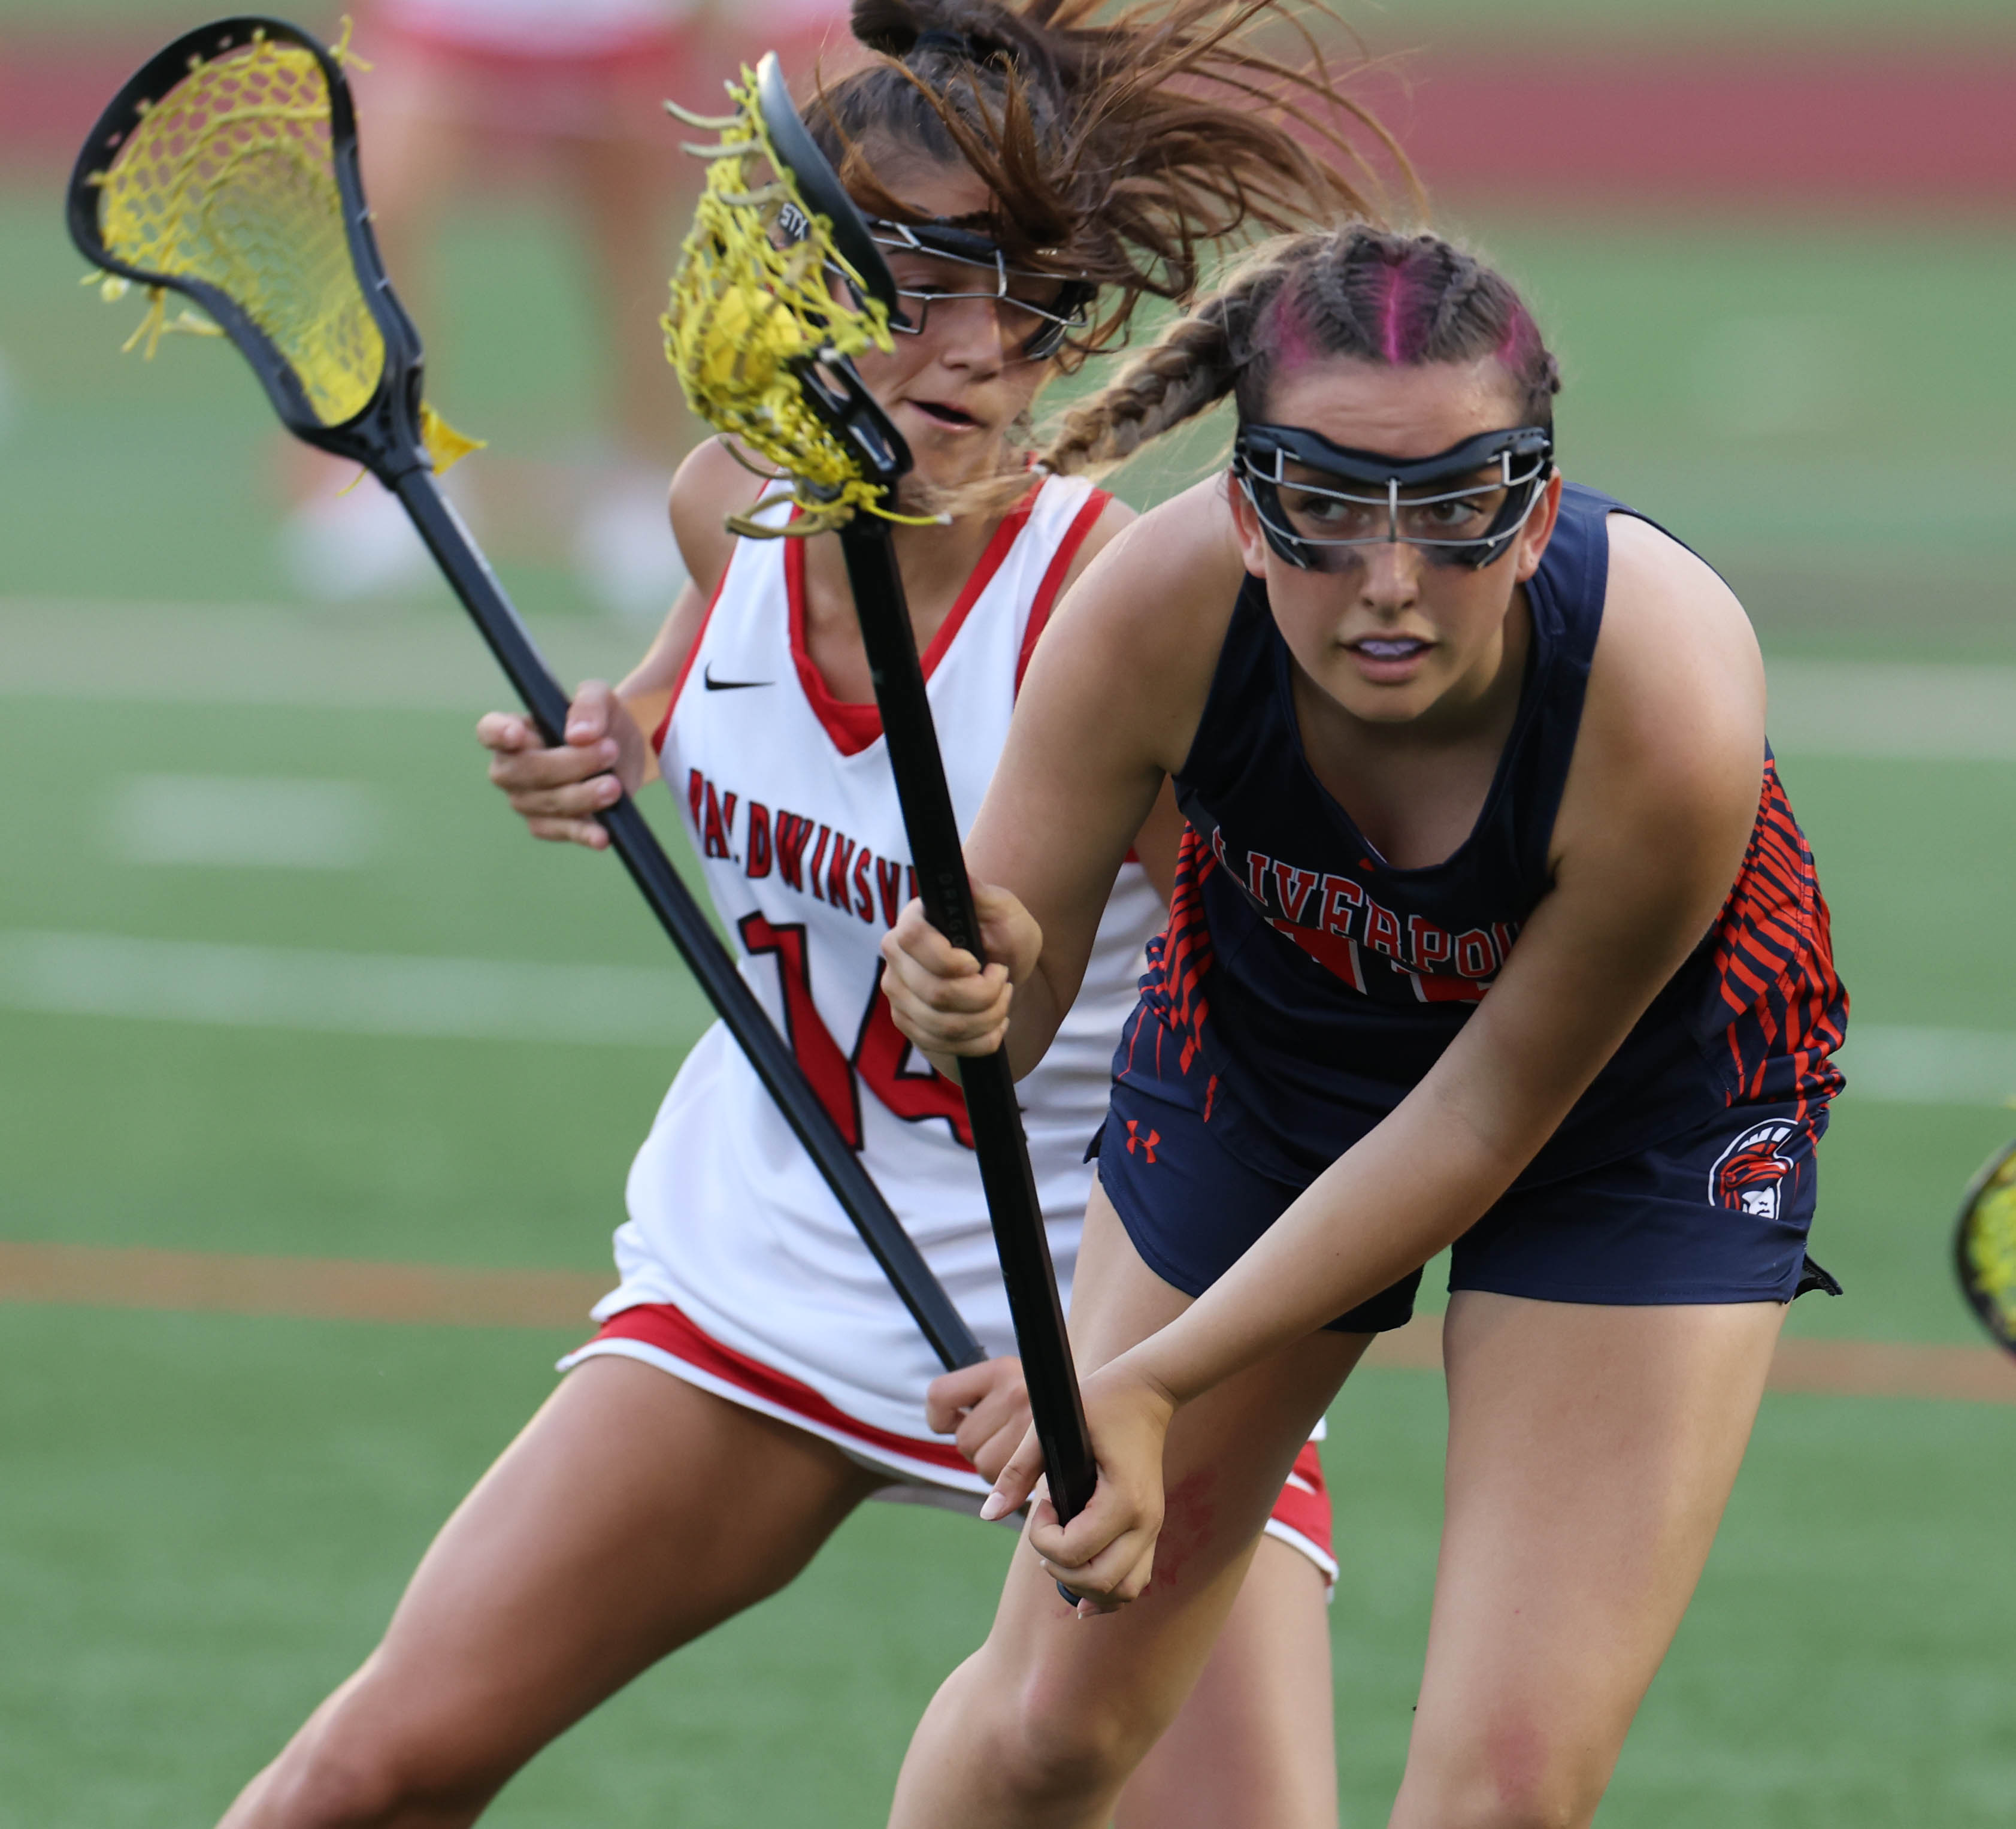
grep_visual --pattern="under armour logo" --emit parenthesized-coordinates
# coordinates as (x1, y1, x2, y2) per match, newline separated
(1124, 1119, 1160, 1164)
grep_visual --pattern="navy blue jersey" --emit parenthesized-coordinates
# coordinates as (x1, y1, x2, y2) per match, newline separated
(1119, 482, 1848, 1190)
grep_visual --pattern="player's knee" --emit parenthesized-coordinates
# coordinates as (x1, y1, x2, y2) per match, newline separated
(256, 1713, 493, 1829)
(991, 1664, 1164, 1805)
(1404, 1724, 1608, 1829)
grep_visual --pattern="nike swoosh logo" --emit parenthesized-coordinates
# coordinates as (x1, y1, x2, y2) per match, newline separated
(703, 664, 773, 691)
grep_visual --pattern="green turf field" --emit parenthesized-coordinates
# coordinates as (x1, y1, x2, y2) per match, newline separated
(4, 46, 2016, 1824)
(4, 1318, 2011, 1828)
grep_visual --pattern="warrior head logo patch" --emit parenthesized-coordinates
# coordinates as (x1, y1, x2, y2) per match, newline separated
(1710, 1120, 1802, 1219)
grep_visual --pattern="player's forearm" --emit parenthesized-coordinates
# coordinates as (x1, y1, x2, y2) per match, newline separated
(925, 967, 1067, 1087)
(615, 687, 667, 787)
(616, 648, 677, 741)
(1004, 964, 1071, 1079)
(1120, 1088, 1524, 1407)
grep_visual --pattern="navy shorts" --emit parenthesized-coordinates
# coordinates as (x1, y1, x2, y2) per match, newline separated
(1090, 1079, 1838, 1333)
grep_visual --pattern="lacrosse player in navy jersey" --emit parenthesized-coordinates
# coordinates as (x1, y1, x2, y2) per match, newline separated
(882, 223, 1847, 1828)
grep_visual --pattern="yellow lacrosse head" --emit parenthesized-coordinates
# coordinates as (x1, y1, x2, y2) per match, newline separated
(92, 28, 383, 425)
(664, 62, 928, 537)
(1960, 1146, 2016, 1349)
(70, 17, 477, 475)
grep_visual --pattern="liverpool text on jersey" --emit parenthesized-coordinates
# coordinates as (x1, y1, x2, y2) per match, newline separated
(1206, 822, 1519, 1005)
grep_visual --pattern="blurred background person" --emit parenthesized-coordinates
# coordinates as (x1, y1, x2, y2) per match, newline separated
(281, 0, 708, 619)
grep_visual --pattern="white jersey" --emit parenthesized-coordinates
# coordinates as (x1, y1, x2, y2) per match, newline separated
(586, 476, 1160, 1479)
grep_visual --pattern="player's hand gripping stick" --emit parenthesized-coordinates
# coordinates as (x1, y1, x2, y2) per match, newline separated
(66, 16, 983, 1377)
(837, 517, 1100, 1544)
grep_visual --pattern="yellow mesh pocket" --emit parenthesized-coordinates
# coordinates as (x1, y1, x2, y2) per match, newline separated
(1964, 1155, 2016, 1342)
(665, 68, 931, 537)
(90, 31, 384, 427)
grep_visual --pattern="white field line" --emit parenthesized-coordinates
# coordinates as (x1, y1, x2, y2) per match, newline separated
(108, 775, 381, 869)
(0, 929, 2008, 1105)
(1835, 1026, 2016, 1110)
(1764, 660, 2016, 762)
(7, 598, 2016, 760)
(0, 930, 697, 1048)
(0, 597, 646, 715)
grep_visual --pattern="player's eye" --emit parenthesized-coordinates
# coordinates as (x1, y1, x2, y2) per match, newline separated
(1282, 488, 1373, 534)
(1004, 280, 1064, 313)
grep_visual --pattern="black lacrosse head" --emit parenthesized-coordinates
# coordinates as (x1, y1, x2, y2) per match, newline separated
(752, 53, 912, 492)
(65, 15, 432, 480)
(754, 53, 899, 315)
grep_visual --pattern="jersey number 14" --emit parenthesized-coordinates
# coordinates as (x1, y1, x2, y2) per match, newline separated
(740, 914, 976, 1151)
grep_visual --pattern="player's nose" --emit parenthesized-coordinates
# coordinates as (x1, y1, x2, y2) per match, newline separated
(1352, 539, 1424, 612)
(931, 294, 1013, 376)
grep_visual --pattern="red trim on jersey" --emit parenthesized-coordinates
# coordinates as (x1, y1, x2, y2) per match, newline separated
(1015, 487, 1112, 694)
(1161, 826, 1221, 1073)
(588, 1301, 977, 1473)
(784, 486, 1042, 757)
(1270, 1440, 1333, 1559)
(1708, 757, 1848, 1114)
(652, 539, 738, 755)
(585, 1302, 1334, 1541)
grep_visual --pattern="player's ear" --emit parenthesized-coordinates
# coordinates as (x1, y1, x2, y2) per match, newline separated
(1512, 469, 1564, 584)
(1224, 468, 1272, 580)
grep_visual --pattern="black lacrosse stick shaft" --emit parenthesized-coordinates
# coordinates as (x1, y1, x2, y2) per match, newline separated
(836, 518, 1097, 1525)
(392, 470, 983, 1373)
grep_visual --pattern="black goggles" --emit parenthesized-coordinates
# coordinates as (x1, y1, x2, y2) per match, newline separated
(1233, 423, 1555, 571)
(864, 217, 1095, 359)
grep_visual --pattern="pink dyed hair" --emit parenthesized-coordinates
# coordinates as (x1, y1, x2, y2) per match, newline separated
(1031, 226, 1560, 483)
(1242, 227, 1560, 427)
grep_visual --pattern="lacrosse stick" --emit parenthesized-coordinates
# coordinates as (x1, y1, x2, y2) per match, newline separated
(664, 56, 1097, 1531)
(66, 15, 982, 1375)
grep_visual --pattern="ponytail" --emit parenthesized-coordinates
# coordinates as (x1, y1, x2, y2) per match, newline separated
(801, 0, 1410, 365)
(1035, 246, 1298, 476)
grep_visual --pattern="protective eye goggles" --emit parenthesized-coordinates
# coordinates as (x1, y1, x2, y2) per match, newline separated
(865, 217, 1095, 359)
(1233, 423, 1555, 571)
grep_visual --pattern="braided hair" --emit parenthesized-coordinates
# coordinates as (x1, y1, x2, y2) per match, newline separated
(1035, 226, 1563, 479)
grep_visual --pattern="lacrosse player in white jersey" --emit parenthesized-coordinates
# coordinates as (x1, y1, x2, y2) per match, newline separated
(219, 7, 1390, 1824)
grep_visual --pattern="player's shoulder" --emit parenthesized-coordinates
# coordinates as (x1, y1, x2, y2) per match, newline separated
(1016, 474, 1246, 773)
(1593, 510, 1761, 739)
(1055, 474, 1243, 642)
(668, 437, 769, 599)
(1058, 483, 1134, 558)
(1567, 507, 1764, 852)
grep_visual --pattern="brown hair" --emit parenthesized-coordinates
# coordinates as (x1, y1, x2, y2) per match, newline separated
(1033, 223, 1562, 476)
(801, 0, 1412, 367)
